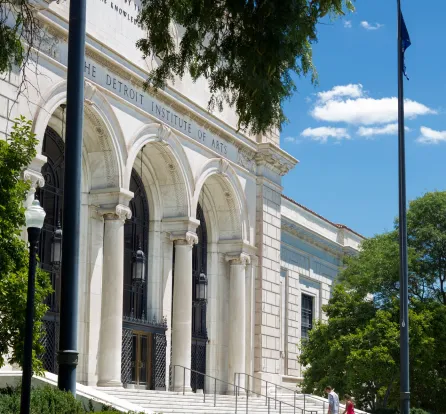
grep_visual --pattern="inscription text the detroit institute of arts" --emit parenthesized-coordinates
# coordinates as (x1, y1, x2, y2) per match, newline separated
(84, 62, 229, 157)
(91, 0, 230, 156)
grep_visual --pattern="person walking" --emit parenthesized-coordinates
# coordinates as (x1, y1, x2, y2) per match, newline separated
(325, 386, 340, 414)
(342, 395, 355, 414)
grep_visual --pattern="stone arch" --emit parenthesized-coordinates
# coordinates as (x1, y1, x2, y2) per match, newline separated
(193, 158, 250, 243)
(125, 123, 193, 221)
(32, 80, 126, 190)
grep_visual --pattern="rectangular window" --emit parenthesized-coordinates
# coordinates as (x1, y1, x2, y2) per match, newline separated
(301, 294, 314, 340)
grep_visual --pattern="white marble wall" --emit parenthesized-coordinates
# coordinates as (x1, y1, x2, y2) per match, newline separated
(279, 198, 363, 385)
(254, 179, 283, 389)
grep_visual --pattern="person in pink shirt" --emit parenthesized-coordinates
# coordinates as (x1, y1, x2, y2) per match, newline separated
(343, 394, 355, 414)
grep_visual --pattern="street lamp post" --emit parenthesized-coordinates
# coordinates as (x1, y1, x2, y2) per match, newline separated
(20, 199, 46, 414)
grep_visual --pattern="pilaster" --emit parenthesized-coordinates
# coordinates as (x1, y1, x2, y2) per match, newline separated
(254, 144, 297, 390)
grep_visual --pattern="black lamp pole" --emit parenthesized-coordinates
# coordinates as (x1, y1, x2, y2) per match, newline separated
(20, 199, 46, 414)
(20, 228, 40, 414)
(57, 0, 87, 395)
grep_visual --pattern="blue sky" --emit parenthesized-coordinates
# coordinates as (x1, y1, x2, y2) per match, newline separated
(281, 0, 446, 238)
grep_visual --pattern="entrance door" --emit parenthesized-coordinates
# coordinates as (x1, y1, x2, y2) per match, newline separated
(131, 332, 153, 388)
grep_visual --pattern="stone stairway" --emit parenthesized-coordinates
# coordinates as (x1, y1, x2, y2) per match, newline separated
(98, 388, 327, 414)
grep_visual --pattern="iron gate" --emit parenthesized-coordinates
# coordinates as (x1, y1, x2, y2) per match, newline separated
(152, 333, 167, 389)
(40, 317, 60, 374)
(191, 338, 206, 391)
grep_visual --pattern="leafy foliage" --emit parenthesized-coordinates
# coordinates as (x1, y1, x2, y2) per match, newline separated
(0, 117, 52, 373)
(300, 191, 446, 413)
(137, 0, 354, 134)
(0, 1, 40, 74)
(0, 384, 145, 413)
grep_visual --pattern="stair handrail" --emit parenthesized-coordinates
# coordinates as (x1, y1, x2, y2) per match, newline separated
(235, 372, 309, 413)
(171, 365, 318, 414)
(235, 372, 368, 414)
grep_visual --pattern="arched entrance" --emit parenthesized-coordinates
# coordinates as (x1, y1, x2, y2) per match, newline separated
(121, 168, 167, 390)
(191, 203, 208, 391)
(36, 125, 65, 374)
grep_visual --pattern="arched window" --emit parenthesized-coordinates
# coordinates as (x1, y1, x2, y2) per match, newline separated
(192, 203, 208, 336)
(37, 126, 65, 313)
(36, 126, 65, 374)
(123, 168, 149, 320)
(191, 203, 208, 390)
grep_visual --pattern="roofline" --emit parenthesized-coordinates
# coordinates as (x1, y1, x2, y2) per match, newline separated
(281, 194, 366, 240)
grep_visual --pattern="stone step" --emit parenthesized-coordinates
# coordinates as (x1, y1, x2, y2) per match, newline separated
(97, 387, 326, 414)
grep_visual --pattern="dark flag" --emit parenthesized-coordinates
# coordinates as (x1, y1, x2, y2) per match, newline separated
(400, 12, 411, 80)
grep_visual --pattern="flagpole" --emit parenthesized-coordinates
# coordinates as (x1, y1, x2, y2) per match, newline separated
(397, 0, 410, 413)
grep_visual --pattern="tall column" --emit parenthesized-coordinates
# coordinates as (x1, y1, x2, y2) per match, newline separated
(97, 204, 131, 387)
(226, 253, 250, 390)
(170, 231, 197, 391)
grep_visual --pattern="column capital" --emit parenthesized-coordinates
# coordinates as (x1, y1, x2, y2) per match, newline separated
(23, 168, 45, 189)
(170, 231, 198, 246)
(225, 252, 251, 266)
(99, 204, 132, 221)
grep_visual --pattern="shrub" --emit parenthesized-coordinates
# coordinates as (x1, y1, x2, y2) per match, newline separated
(0, 385, 144, 413)
(410, 409, 431, 414)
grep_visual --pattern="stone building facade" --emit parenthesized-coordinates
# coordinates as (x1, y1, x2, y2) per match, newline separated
(0, 0, 363, 393)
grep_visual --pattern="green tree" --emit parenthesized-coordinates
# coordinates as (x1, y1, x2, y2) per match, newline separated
(407, 191, 446, 305)
(300, 191, 446, 413)
(2, 1, 354, 134)
(0, 1, 39, 74)
(137, 0, 354, 134)
(0, 116, 52, 373)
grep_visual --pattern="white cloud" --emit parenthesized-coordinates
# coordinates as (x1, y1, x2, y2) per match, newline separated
(344, 20, 352, 28)
(317, 84, 363, 103)
(301, 127, 350, 143)
(312, 96, 435, 125)
(357, 123, 398, 137)
(360, 21, 383, 30)
(357, 123, 410, 137)
(284, 136, 302, 144)
(417, 126, 446, 144)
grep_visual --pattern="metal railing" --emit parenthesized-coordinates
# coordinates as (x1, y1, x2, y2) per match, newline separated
(235, 372, 315, 413)
(171, 365, 318, 414)
(235, 373, 368, 414)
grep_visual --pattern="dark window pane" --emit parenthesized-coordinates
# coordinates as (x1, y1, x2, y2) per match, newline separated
(301, 294, 314, 339)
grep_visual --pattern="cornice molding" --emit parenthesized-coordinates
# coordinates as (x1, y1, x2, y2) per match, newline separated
(28, 0, 56, 12)
(256, 143, 298, 176)
(282, 218, 345, 258)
